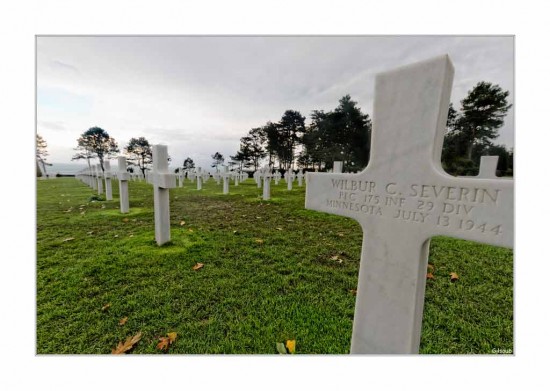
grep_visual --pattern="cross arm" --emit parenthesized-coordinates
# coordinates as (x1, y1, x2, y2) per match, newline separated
(148, 172, 176, 189)
(305, 172, 378, 223)
(426, 172, 513, 248)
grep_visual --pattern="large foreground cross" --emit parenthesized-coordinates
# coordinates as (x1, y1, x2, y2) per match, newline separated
(305, 55, 513, 354)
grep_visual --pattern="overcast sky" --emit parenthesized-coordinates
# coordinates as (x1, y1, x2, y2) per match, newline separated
(37, 36, 514, 169)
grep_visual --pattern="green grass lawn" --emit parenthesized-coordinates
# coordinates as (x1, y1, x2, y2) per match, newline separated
(36, 177, 513, 354)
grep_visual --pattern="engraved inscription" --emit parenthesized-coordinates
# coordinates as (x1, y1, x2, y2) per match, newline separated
(325, 180, 504, 235)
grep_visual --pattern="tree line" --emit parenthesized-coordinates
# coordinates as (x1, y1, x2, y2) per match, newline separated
(37, 81, 512, 178)
(228, 82, 512, 176)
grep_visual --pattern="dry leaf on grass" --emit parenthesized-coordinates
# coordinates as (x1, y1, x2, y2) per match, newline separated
(157, 332, 178, 351)
(118, 317, 128, 326)
(426, 273, 435, 280)
(122, 218, 129, 222)
(101, 303, 111, 311)
(112, 332, 142, 354)
(276, 227, 283, 231)
(255, 239, 264, 244)
(427, 264, 435, 272)
(349, 289, 357, 295)
(167, 332, 177, 342)
(285, 340, 296, 354)
(450, 272, 459, 282)
(330, 255, 344, 263)
(62, 237, 75, 242)
(157, 338, 170, 351)
(192, 263, 204, 271)
(180, 221, 186, 226)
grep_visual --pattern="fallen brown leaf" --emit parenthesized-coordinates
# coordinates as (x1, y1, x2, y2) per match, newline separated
(427, 264, 435, 272)
(426, 273, 435, 280)
(180, 221, 186, 226)
(112, 332, 142, 354)
(157, 332, 177, 351)
(450, 272, 459, 282)
(255, 239, 264, 244)
(101, 303, 111, 311)
(349, 289, 357, 295)
(157, 337, 170, 351)
(276, 227, 283, 231)
(192, 263, 204, 271)
(118, 317, 128, 326)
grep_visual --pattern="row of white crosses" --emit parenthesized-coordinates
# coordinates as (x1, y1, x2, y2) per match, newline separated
(73, 151, 172, 246)
(75, 163, 113, 201)
(305, 55, 513, 354)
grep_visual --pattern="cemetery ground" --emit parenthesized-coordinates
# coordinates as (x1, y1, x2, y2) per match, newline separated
(37, 177, 513, 354)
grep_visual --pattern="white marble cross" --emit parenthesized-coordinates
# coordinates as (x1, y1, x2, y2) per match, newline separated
(220, 166, 231, 194)
(96, 164, 104, 195)
(196, 167, 203, 190)
(150, 145, 177, 245)
(274, 171, 281, 185)
(262, 170, 272, 200)
(213, 171, 221, 184)
(478, 156, 499, 179)
(286, 171, 295, 191)
(255, 171, 262, 188)
(297, 169, 304, 187)
(117, 156, 130, 213)
(104, 161, 113, 200)
(91, 166, 98, 190)
(177, 170, 183, 187)
(305, 55, 513, 354)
